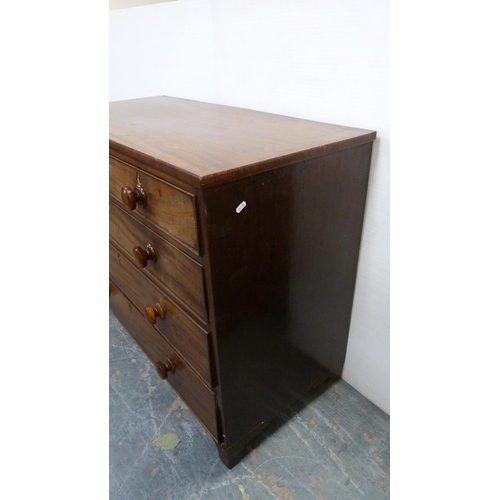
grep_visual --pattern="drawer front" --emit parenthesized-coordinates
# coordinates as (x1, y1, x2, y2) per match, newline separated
(109, 280, 218, 439)
(109, 243, 214, 385)
(109, 156, 199, 253)
(109, 203, 207, 322)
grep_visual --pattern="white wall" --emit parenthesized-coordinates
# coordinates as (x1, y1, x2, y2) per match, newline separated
(110, 0, 390, 414)
(110, 0, 177, 11)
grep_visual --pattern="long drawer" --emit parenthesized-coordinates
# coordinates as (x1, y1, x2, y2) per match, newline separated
(109, 202, 207, 323)
(109, 156, 199, 253)
(109, 280, 219, 439)
(109, 242, 214, 386)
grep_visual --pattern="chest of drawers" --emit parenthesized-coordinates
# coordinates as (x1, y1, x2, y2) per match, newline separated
(109, 96, 376, 468)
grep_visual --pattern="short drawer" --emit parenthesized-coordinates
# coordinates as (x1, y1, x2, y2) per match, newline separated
(109, 156, 199, 253)
(110, 243, 215, 386)
(109, 203, 207, 322)
(109, 280, 219, 440)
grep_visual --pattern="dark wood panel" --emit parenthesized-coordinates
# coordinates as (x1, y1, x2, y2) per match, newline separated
(201, 144, 373, 447)
(109, 156, 199, 253)
(109, 280, 219, 439)
(109, 242, 214, 386)
(110, 96, 376, 188)
(109, 202, 207, 323)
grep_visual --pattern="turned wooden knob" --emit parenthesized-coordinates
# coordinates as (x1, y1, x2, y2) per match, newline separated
(145, 302, 165, 324)
(121, 184, 147, 210)
(133, 243, 157, 268)
(156, 358, 175, 379)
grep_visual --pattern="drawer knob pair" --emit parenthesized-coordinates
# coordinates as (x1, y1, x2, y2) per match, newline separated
(156, 358, 175, 380)
(133, 244, 157, 268)
(145, 302, 165, 324)
(121, 184, 147, 211)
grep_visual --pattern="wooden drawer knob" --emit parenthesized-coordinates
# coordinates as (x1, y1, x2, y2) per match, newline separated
(156, 358, 175, 380)
(121, 184, 147, 210)
(133, 243, 157, 268)
(145, 302, 165, 324)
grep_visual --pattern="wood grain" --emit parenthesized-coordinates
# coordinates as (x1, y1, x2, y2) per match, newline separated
(109, 242, 214, 385)
(109, 156, 199, 252)
(109, 280, 218, 439)
(200, 144, 373, 448)
(109, 96, 376, 188)
(109, 202, 207, 323)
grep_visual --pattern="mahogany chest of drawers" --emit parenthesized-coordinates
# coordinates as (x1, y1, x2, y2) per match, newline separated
(109, 96, 376, 468)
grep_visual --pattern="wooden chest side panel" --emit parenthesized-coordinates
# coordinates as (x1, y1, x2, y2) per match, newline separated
(202, 143, 373, 446)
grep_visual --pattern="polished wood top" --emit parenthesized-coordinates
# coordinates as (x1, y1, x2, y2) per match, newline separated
(109, 96, 376, 188)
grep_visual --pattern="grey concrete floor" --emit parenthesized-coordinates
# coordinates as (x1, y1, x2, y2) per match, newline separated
(110, 311, 390, 499)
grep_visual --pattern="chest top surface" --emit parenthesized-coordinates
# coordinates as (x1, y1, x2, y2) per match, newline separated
(109, 96, 376, 188)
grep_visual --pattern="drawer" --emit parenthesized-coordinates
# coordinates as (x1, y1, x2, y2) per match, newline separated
(109, 156, 199, 253)
(110, 243, 215, 386)
(109, 280, 219, 440)
(109, 203, 207, 322)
